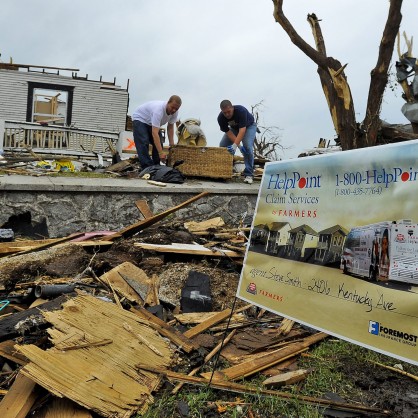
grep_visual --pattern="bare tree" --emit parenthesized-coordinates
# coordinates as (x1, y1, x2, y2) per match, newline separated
(251, 101, 285, 161)
(272, 0, 403, 150)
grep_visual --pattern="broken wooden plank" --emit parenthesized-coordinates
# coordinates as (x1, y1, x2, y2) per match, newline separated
(0, 340, 28, 366)
(184, 217, 225, 232)
(0, 295, 69, 342)
(192, 227, 251, 236)
(130, 306, 197, 353)
(183, 308, 233, 339)
(17, 294, 175, 417)
(278, 318, 295, 335)
(0, 240, 112, 257)
(135, 200, 154, 219)
(262, 369, 311, 387)
(0, 238, 57, 250)
(105, 191, 210, 240)
(200, 332, 328, 381)
(33, 397, 93, 417)
(134, 242, 242, 258)
(0, 372, 41, 418)
(145, 274, 160, 306)
(174, 312, 247, 326)
(98, 262, 149, 305)
(9, 232, 85, 257)
(172, 329, 237, 395)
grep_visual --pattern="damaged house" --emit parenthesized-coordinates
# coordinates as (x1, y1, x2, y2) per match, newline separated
(0, 62, 129, 160)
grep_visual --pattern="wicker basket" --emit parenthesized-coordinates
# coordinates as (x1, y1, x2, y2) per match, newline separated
(168, 145, 233, 179)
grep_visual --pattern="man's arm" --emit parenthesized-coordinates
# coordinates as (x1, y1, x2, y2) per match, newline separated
(152, 126, 165, 155)
(167, 123, 175, 146)
(226, 127, 246, 145)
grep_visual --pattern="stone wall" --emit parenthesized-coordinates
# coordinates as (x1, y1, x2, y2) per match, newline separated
(0, 190, 257, 238)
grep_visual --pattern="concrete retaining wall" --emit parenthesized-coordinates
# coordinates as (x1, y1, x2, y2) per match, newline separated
(0, 176, 259, 237)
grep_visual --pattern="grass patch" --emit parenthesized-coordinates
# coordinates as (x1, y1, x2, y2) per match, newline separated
(139, 338, 418, 417)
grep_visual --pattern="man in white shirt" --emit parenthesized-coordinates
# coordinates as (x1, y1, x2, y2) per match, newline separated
(132, 95, 182, 168)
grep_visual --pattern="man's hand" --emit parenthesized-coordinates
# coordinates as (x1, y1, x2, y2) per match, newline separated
(159, 151, 167, 164)
(227, 143, 238, 155)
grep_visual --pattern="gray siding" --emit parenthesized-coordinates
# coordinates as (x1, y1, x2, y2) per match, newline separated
(0, 69, 128, 132)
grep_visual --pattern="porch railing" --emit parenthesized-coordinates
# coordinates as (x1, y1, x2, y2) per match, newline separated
(0, 120, 122, 158)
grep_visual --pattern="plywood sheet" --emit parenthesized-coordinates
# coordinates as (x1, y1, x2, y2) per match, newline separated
(16, 294, 175, 417)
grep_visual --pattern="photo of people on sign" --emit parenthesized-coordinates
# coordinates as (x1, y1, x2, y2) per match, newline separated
(238, 140, 418, 365)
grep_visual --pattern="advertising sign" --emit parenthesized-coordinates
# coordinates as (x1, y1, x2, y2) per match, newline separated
(237, 141, 418, 365)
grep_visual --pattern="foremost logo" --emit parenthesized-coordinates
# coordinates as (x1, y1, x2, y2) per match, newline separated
(267, 171, 321, 194)
(368, 321, 380, 335)
(368, 320, 418, 342)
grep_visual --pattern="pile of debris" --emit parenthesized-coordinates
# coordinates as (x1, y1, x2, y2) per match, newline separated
(0, 149, 266, 183)
(0, 193, 406, 417)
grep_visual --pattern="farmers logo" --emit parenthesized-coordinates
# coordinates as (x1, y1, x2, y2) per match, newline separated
(246, 282, 257, 295)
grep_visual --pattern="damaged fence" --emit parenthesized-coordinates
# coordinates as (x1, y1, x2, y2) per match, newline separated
(1, 120, 121, 159)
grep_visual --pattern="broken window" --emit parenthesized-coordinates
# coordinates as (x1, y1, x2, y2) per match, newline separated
(27, 82, 73, 126)
(32, 88, 67, 125)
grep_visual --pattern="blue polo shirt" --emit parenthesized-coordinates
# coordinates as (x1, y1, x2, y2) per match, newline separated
(217, 105, 255, 133)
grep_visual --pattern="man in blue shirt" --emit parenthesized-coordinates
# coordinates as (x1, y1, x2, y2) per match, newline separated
(217, 100, 257, 184)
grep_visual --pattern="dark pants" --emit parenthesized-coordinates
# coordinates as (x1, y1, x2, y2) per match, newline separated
(133, 120, 163, 168)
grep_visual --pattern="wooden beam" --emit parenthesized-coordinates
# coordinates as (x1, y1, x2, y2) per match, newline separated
(200, 332, 328, 381)
(105, 191, 210, 240)
(183, 308, 233, 339)
(0, 372, 41, 418)
(138, 365, 389, 416)
(8, 232, 85, 257)
(134, 243, 242, 258)
(135, 200, 154, 219)
(262, 369, 311, 387)
(171, 329, 237, 395)
(0, 340, 28, 366)
(0, 63, 79, 71)
(130, 306, 197, 353)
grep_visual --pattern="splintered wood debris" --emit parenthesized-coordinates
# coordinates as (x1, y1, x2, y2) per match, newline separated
(16, 294, 173, 417)
(0, 192, 392, 417)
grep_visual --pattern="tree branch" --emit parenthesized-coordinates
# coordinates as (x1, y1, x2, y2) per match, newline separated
(363, 0, 403, 145)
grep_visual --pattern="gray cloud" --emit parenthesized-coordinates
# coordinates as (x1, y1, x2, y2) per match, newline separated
(1, 0, 417, 158)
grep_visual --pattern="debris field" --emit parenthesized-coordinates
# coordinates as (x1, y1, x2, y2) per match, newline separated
(0, 192, 417, 417)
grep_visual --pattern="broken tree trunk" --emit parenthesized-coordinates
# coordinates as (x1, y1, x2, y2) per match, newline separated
(272, 0, 403, 149)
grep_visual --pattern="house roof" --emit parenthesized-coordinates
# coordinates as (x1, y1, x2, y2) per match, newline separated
(288, 224, 318, 236)
(318, 224, 349, 235)
(267, 222, 289, 231)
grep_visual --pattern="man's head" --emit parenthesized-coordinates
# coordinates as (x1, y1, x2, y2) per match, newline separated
(220, 99, 234, 119)
(166, 95, 182, 115)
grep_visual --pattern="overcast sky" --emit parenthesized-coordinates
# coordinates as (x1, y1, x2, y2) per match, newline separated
(1, 1, 418, 158)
